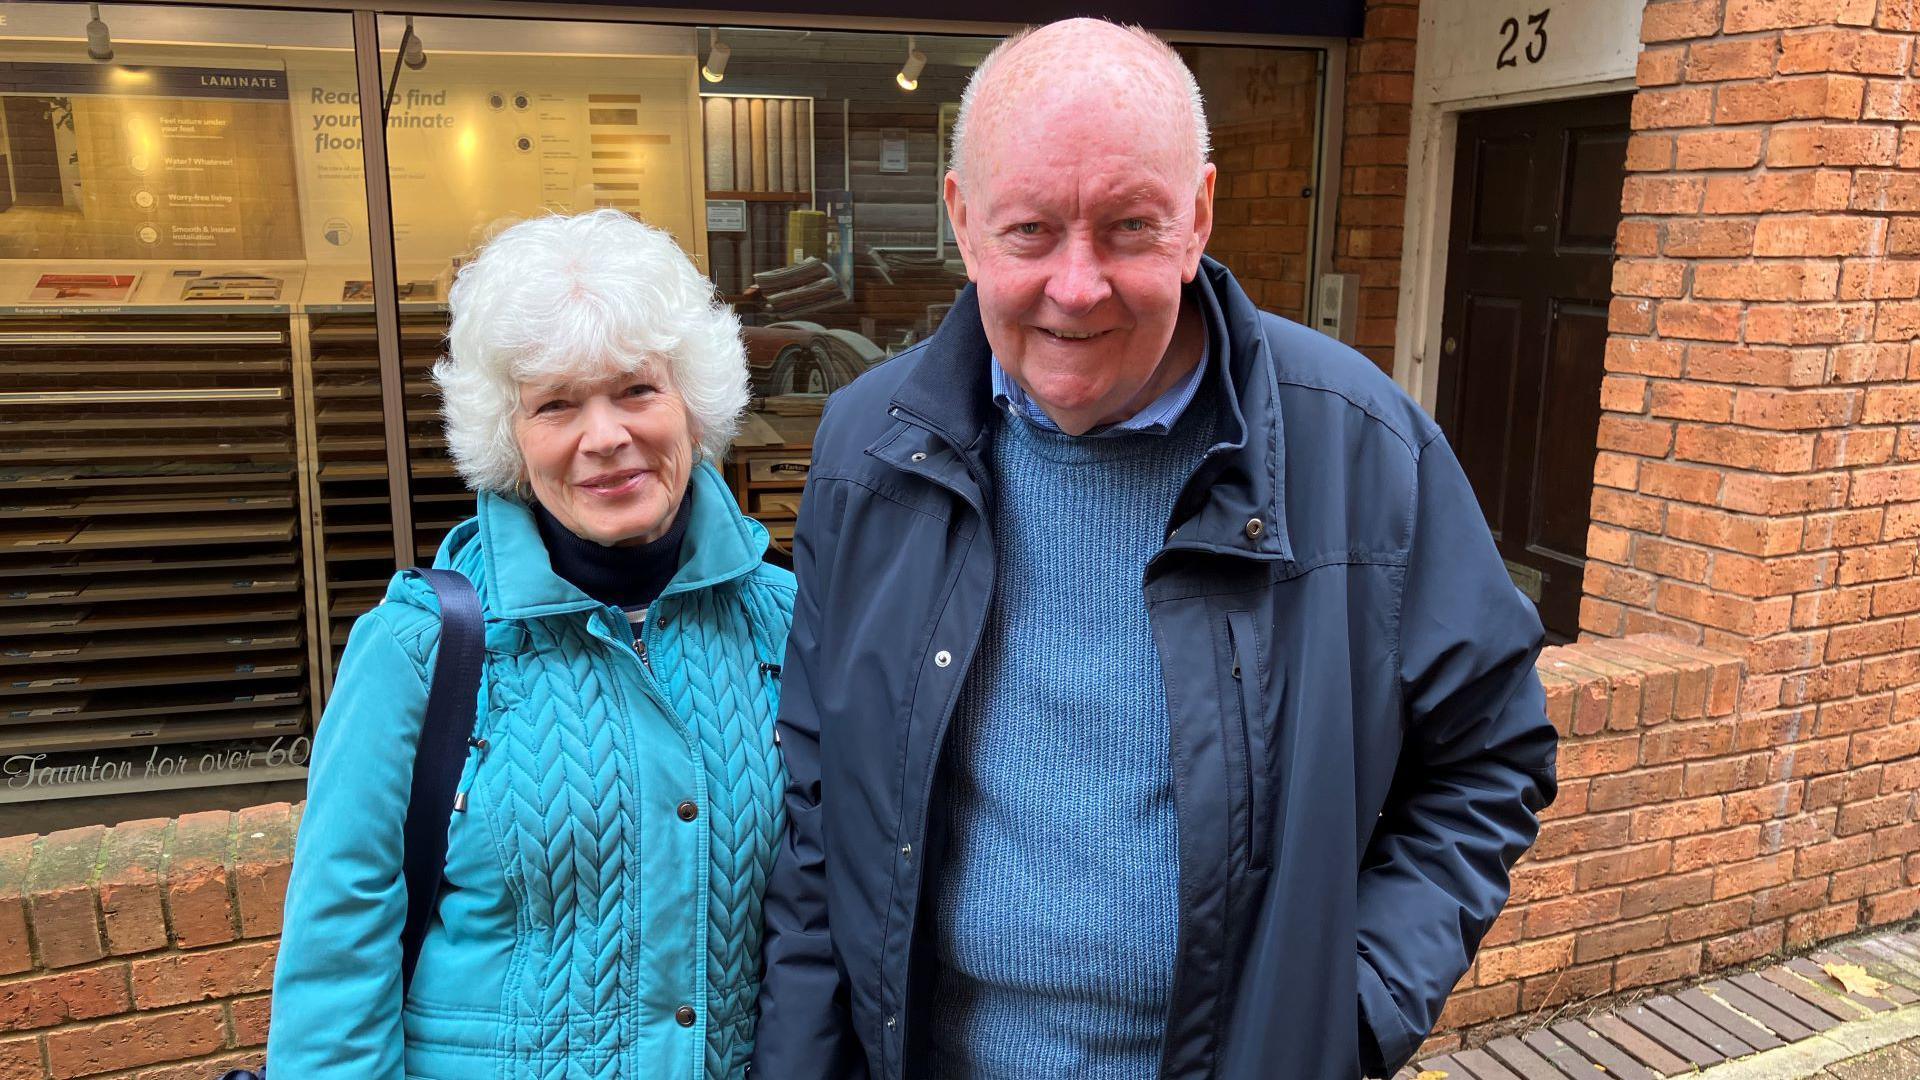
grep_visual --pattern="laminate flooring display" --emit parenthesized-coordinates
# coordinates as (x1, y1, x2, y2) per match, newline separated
(0, 312, 313, 760)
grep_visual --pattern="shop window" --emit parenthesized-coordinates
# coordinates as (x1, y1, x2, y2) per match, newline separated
(0, 6, 1327, 799)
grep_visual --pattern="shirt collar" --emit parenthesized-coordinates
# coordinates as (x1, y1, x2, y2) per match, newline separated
(989, 321, 1210, 438)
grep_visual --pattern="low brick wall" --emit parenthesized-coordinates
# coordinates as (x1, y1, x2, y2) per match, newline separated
(0, 634, 1913, 1075)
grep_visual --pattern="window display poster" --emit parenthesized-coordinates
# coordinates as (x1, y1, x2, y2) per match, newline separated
(284, 52, 704, 271)
(0, 62, 304, 260)
(27, 272, 140, 302)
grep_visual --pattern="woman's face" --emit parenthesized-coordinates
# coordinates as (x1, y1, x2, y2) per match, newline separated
(514, 361, 697, 547)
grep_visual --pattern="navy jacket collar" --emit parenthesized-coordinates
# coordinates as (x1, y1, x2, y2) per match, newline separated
(884, 255, 1291, 563)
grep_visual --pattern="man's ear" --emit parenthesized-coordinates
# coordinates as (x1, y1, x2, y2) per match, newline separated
(944, 171, 978, 281)
(1184, 162, 1217, 282)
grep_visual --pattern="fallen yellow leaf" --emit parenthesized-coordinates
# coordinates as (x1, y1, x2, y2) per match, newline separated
(1414, 1072, 1449, 1080)
(1822, 961, 1889, 998)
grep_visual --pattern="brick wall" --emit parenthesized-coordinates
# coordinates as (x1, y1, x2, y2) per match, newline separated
(1334, 0, 1418, 372)
(1, 637, 1898, 1071)
(0, 807, 293, 1078)
(1577, 0, 1920, 997)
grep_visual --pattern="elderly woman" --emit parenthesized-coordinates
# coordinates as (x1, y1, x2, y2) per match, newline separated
(268, 210, 793, 1079)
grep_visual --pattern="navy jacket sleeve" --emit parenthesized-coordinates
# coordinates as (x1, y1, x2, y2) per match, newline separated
(754, 464, 869, 1079)
(1356, 430, 1559, 1076)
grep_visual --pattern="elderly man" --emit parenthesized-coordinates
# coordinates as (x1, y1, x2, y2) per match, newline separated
(754, 19, 1557, 1080)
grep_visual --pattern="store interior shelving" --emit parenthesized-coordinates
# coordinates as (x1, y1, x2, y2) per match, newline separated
(0, 312, 311, 757)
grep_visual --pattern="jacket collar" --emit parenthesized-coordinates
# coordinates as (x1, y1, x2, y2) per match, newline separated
(883, 255, 1291, 563)
(464, 460, 769, 621)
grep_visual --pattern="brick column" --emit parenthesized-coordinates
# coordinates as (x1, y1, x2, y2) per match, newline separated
(1585, 0, 1920, 934)
(1334, 0, 1418, 373)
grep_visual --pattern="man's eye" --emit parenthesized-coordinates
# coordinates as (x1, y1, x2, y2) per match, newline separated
(1118, 218, 1148, 232)
(1014, 222, 1042, 236)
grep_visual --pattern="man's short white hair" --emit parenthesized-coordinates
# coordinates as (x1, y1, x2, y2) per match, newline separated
(434, 209, 748, 495)
(951, 20, 1211, 191)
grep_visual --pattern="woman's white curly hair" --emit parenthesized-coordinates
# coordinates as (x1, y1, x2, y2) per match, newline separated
(434, 209, 748, 496)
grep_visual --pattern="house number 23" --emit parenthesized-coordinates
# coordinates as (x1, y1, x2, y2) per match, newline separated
(1497, 9, 1549, 69)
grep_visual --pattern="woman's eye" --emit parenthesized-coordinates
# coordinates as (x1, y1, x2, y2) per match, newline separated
(624, 383, 657, 398)
(533, 399, 570, 415)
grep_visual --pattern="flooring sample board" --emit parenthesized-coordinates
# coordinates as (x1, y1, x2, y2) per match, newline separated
(749, 99, 769, 192)
(780, 99, 799, 192)
(705, 97, 735, 190)
(733, 98, 754, 190)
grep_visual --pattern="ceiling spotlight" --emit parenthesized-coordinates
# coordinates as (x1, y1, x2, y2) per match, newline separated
(702, 30, 730, 84)
(85, 4, 113, 63)
(896, 35, 925, 92)
(401, 16, 427, 71)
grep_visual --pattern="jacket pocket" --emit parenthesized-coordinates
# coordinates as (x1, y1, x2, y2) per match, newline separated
(1226, 611, 1273, 871)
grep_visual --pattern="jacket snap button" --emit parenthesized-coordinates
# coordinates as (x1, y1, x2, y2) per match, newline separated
(900, 843, 912, 860)
(677, 801, 699, 822)
(886, 1014, 897, 1028)
(676, 1005, 696, 1027)
(1245, 517, 1265, 540)
(911, 451, 927, 462)
(934, 650, 951, 668)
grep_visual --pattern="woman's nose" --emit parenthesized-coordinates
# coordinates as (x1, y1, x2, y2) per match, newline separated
(577, 397, 633, 456)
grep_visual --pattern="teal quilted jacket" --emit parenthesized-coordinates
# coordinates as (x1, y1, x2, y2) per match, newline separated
(269, 462, 794, 1079)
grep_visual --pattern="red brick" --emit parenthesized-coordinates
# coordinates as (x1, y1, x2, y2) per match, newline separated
(1597, 414, 1678, 456)
(1640, 45, 1688, 86)
(1651, 382, 1736, 421)
(1626, 133, 1676, 171)
(1694, 260, 1840, 302)
(1838, 793, 1914, 835)
(1518, 961, 1615, 1011)
(1675, 424, 1817, 472)
(97, 819, 168, 958)
(1670, 896, 1754, 942)
(1476, 936, 1575, 985)
(0, 835, 33, 977)
(164, 812, 235, 950)
(1687, 37, 1778, 82)
(1830, 857, 1905, 900)
(1657, 300, 1743, 341)
(1853, 169, 1920, 211)
(1643, 0, 1727, 42)
(1707, 920, 1786, 965)
(0, 964, 130, 1034)
(1607, 337, 1687, 377)
(1665, 217, 1757, 257)
(1676, 129, 1765, 169)
(1614, 258, 1689, 298)
(1618, 219, 1663, 257)
(1675, 825, 1765, 872)
(1779, 29, 1913, 74)
(1753, 213, 1886, 256)
(1576, 915, 1671, 963)
(1768, 122, 1902, 166)
(1714, 852, 1797, 898)
(1707, 171, 1854, 215)
(130, 940, 277, 1009)
(1623, 176, 1706, 216)
(1524, 889, 1625, 939)
(1865, 885, 1920, 922)
(1716, 76, 1866, 123)
(1622, 868, 1716, 918)
(1686, 344, 1825, 386)
(1840, 258, 1920, 298)
(1724, 0, 1877, 32)
(1748, 301, 1873, 344)
(1577, 842, 1674, 889)
(1830, 343, 1914, 385)
(30, 827, 106, 971)
(43, 1005, 223, 1078)
(1615, 942, 1703, 989)
(1864, 79, 1920, 121)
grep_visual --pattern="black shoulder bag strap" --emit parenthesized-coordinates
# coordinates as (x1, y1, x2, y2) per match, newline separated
(398, 567, 484, 992)
(217, 568, 483, 1080)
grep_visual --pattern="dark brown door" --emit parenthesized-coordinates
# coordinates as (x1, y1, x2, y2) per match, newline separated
(1436, 93, 1630, 642)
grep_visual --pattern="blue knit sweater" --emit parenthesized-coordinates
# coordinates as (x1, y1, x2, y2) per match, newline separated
(925, 393, 1216, 1078)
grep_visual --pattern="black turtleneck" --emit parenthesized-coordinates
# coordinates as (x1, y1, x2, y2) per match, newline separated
(532, 484, 691, 617)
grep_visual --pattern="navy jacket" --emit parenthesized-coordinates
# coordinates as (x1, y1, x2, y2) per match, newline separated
(753, 257, 1558, 1079)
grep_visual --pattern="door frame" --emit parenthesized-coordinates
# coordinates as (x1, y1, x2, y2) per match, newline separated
(1393, 76, 1635, 413)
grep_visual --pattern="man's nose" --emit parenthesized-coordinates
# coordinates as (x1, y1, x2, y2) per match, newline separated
(577, 396, 633, 456)
(1044, 234, 1113, 316)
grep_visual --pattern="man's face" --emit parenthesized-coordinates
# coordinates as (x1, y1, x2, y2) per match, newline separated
(945, 85, 1215, 435)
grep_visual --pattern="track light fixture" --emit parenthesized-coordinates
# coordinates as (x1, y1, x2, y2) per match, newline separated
(401, 16, 427, 71)
(85, 4, 113, 63)
(702, 29, 730, 84)
(896, 35, 925, 91)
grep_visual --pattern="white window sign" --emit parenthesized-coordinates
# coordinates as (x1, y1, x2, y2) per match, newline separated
(879, 130, 909, 174)
(706, 199, 747, 233)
